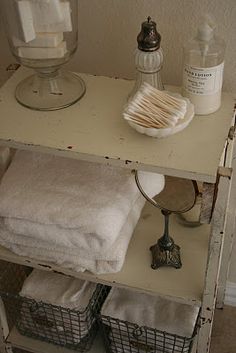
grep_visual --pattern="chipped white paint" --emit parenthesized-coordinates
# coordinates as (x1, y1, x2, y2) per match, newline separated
(197, 172, 232, 353)
(217, 130, 236, 308)
(0, 68, 234, 183)
(0, 70, 234, 353)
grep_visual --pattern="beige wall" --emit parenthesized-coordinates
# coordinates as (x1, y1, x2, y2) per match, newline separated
(73, 0, 236, 93)
(0, 0, 236, 279)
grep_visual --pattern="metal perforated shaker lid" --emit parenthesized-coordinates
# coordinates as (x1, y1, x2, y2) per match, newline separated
(137, 16, 161, 52)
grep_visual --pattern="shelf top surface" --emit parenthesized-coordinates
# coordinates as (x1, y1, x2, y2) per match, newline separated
(0, 67, 235, 182)
(0, 202, 209, 306)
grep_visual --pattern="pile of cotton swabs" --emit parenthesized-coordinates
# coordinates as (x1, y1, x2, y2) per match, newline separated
(124, 83, 187, 129)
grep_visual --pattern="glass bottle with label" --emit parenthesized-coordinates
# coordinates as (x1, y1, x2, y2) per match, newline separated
(182, 16, 225, 115)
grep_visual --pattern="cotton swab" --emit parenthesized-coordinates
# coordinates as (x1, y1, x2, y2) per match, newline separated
(124, 83, 188, 129)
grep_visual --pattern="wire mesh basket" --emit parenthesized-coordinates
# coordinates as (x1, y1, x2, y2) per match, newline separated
(0, 260, 110, 352)
(99, 314, 199, 353)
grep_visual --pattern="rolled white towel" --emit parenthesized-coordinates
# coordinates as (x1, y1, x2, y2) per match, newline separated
(20, 269, 97, 309)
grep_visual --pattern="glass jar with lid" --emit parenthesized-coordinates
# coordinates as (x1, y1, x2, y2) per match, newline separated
(0, 0, 85, 111)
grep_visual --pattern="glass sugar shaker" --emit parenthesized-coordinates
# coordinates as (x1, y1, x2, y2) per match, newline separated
(129, 17, 164, 100)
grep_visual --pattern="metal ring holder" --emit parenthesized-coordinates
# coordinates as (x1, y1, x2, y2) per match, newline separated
(135, 171, 198, 270)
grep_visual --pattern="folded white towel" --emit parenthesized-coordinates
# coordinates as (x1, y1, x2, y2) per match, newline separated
(19, 270, 98, 345)
(0, 150, 165, 274)
(101, 288, 199, 353)
(20, 269, 97, 309)
(101, 287, 199, 338)
(0, 150, 165, 254)
(0, 196, 145, 274)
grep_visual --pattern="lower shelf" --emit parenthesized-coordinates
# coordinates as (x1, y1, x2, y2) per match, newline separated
(7, 326, 198, 353)
(7, 327, 105, 353)
(0, 202, 210, 306)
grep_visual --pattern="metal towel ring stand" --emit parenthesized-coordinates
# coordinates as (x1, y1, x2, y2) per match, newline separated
(135, 170, 198, 270)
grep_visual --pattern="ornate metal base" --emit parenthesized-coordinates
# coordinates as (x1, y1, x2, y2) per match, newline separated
(150, 241, 182, 269)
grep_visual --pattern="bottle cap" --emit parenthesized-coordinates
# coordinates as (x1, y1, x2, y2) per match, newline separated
(137, 17, 161, 52)
(197, 15, 216, 41)
(197, 23, 214, 41)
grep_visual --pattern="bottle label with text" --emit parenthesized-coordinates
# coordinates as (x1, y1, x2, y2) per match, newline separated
(183, 62, 224, 96)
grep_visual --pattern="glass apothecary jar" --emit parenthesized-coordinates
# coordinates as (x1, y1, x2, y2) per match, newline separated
(0, 0, 85, 111)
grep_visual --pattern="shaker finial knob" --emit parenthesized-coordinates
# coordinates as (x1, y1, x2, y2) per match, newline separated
(137, 16, 161, 52)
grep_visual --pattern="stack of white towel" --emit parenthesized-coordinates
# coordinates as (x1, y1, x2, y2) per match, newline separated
(19, 269, 98, 345)
(0, 150, 165, 274)
(101, 287, 200, 353)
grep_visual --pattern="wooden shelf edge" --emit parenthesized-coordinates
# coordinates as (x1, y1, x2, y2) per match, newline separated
(0, 244, 201, 307)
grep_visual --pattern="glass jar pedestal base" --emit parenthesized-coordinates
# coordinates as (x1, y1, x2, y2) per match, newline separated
(15, 70, 86, 111)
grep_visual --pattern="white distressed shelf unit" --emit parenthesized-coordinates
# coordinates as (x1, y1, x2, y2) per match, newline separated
(0, 67, 235, 353)
(0, 68, 234, 183)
